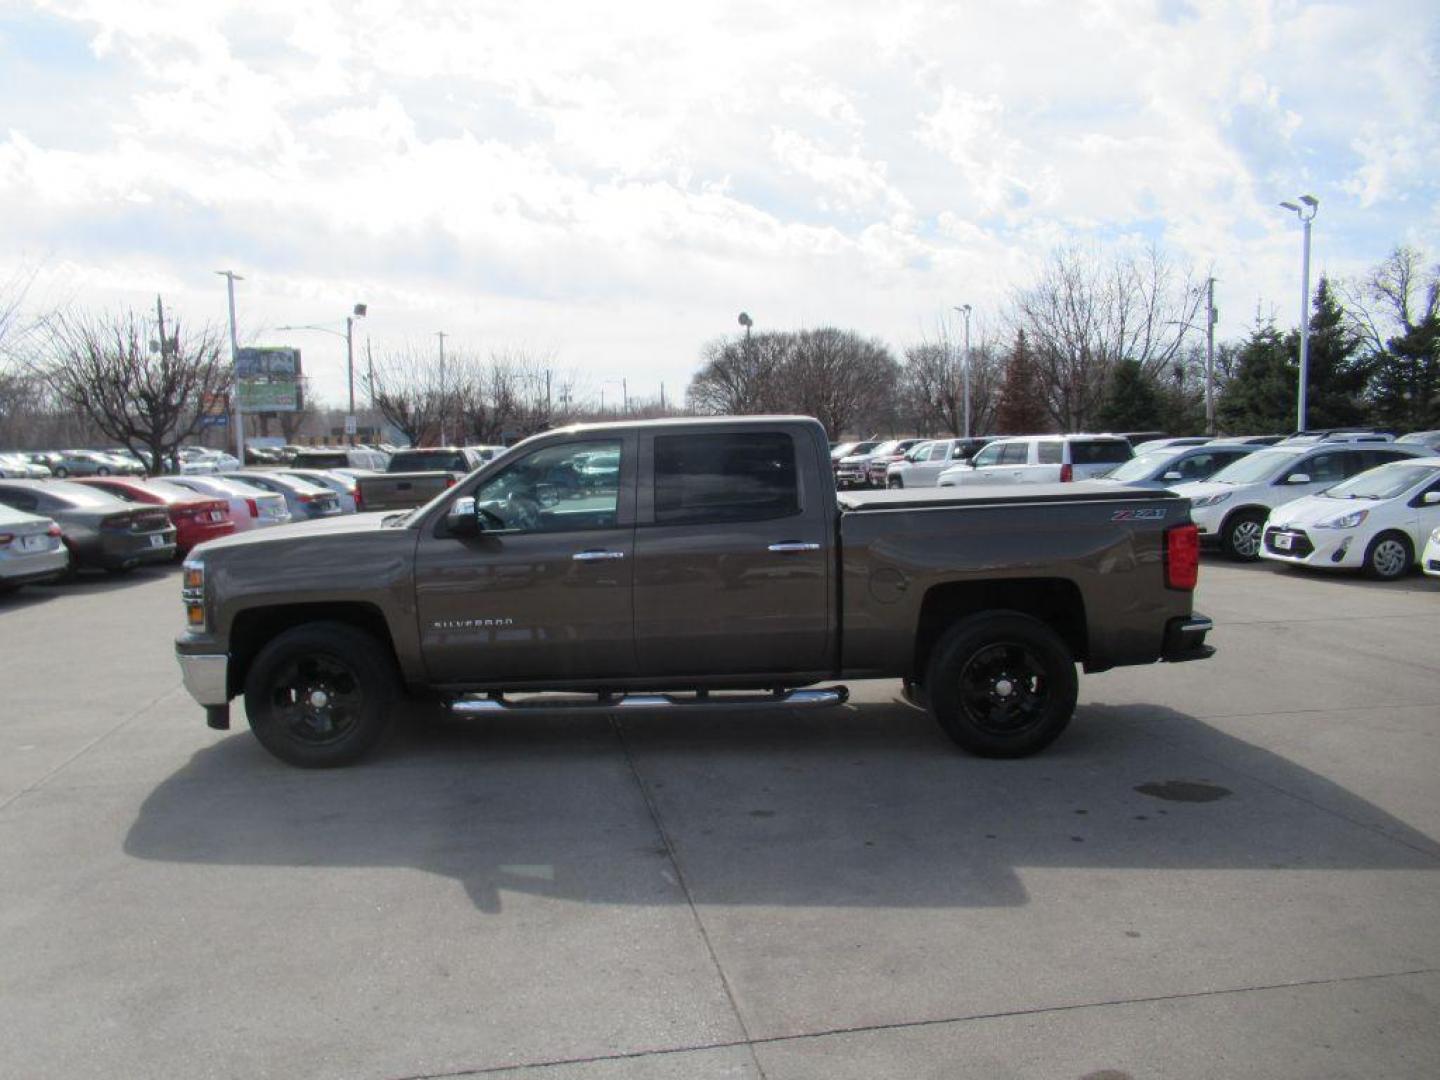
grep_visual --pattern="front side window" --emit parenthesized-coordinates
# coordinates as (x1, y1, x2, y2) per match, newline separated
(971, 443, 1005, 468)
(654, 432, 798, 526)
(1291, 452, 1346, 484)
(472, 439, 622, 533)
(999, 442, 1030, 465)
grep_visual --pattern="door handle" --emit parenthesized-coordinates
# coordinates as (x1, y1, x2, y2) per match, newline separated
(767, 542, 821, 553)
(573, 550, 625, 561)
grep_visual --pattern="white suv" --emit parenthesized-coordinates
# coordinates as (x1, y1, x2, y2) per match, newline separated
(937, 435, 1132, 487)
(1175, 443, 1427, 560)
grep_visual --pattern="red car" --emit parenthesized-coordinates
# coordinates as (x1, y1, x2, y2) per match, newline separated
(74, 477, 236, 555)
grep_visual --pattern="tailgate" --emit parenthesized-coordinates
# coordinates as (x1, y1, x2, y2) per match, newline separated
(357, 471, 455, 511)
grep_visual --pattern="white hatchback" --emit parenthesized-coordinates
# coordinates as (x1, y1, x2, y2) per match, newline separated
(1259, 457, 1440, 580)
(1175, 443, 1427, 560)
(1423, 527, 1440, 580)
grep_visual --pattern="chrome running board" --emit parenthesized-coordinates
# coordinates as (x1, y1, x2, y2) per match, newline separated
(450, 686, 849, 716)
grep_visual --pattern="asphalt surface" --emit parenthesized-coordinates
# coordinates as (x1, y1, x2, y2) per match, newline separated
(1, 559, 1438, 1079)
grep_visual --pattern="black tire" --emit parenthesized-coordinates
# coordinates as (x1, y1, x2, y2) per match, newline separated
(887, 476, 904, 489)
(1220, 509, 1266, 561)
(1363, 531, 1413, 581)
(243, 621, 400, 767)
(96, 466, 111, 476)
(924, 611, 1078, 758)
(54, 466, 68, 478)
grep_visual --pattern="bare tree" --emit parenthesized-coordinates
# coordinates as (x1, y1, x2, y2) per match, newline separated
(686, 332, 789, 415)
(1341, 246, 1440, 429)
(1010, 245, 1204, 431)
(900, 333, 1002, 436)
(365, 343, 450, 446)
(770, 328, 899, 439)
(34, 298, 231, 473)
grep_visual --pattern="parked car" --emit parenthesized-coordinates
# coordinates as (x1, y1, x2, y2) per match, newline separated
(1397, 430, 1440, 453)
(1280, 429, 1395, 446)
(275, 468, 363, 513)
(1174, 442, 1428, 560)
(1423, 526, 1440, 579)
(885, 438, 991, 488)
(830, 439, 880, 474)
(1095, 443, 1258, 490)
(0, 453, 50, 479)
(28, 451, 106, 478)
(218, 472, 342, 520)
(353, 447, 498, 513)
(835, 439, 901, 488)
(864, 438, 929, 487)
(0, 479, 175, 572)
(1259, 457, 1440, 580)
(289, 446, 390, 471)
(937, 434, 1133, 487)
(162, 476, 292, 532)
(0, 504, 69, 591)
(1216, 434, 1286, 446)
(73, 477, 236, 555)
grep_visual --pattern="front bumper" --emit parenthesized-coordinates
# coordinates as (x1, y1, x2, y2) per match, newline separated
(177, 651, 229, 706)
(1259, 525, 1362, 569)
(1161, 613, 1215, 662)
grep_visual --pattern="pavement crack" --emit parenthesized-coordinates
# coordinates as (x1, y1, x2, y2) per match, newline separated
(385, 966, 1440, 1078)
(608, 713, 769, 1080)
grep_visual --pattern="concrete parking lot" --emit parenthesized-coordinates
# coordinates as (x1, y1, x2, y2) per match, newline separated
(1, 559, 1438, 1079)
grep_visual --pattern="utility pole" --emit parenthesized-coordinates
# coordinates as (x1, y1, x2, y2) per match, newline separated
(1204, 276, 1217, 436)
(215, 270, 244, 462)
(436, 330, 447, 444)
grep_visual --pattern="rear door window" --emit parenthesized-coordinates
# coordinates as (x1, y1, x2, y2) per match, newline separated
(654, 433, 799, 526)
(1071, 440, 1132, 465)
(1036, 441, 1063, 465)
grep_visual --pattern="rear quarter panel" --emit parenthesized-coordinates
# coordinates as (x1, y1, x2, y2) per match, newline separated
(838, 487, 1196, 675)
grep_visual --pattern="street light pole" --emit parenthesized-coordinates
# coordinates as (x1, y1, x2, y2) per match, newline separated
(1279, 195, 1318, 432)
(215, 270, 244, 462)
(1205, 276, 1216, 436)
(953, 305, 972, 438)
(278, 301, 366, 445)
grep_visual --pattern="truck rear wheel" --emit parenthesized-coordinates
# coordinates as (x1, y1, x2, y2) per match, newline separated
(243, 621, 399, 767)
(924, 612, 1077, 758)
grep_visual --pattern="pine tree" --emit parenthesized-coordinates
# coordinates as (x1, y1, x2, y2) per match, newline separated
(993, 330, 1050, 434)
(1216, 321, 1295, 434)
(1098, 359, 1163, 431)
(1302, 277, 1370, 428)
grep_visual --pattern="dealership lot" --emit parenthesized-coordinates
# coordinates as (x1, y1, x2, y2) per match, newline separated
(1, 562, 1437, 1079)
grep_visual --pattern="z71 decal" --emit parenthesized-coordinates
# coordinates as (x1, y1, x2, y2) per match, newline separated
(1111, 508, 1168, 521)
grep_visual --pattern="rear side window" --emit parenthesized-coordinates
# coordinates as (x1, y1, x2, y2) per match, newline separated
(1071, 440, 1131, 465)
(296, 453, 348, 468)
(1036, 441, 1063, 465)
(999, 442, 1030, 465)
(391, 451, 467, 472)
(0, 488, 40, 512)
(1365, 449, 1415, 469)
(654, 433, 799, 526)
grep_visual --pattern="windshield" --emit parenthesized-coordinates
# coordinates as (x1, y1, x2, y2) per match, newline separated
(1106, 451, 1175, 481)
(1205, 448, 1298, 485)
(1321, 463, 1438, 500)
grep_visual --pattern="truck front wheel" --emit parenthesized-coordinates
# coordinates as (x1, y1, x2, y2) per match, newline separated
(243, 621, 400, 767)
(924, 612, 1078, 758)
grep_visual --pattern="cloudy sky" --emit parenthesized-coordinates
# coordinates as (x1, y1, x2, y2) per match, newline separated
(2, 0, 1437, 408)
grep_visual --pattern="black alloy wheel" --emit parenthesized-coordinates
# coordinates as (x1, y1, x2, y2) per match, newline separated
(243, 622, 399, 767)
(925, 612, 1078, 758)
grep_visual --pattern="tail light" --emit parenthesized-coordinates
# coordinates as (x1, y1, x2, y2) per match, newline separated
(1165, 523, 1200, 591)
(245, 498, 260, 518)
(47, 524, 62, 537)
(445, 476, 457, 488)
(353, 486, 363, 510)
(1059, 463, 1074, 482)
(297, 493, 316, 503)
(0, 533, 12, 546)
(100, 513, 133, 532)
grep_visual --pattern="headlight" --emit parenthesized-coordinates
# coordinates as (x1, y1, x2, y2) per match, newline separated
(1190, 491, 1232, 508)
(1314, 509, 1369, 529)
(1430, 527, 1440, 545)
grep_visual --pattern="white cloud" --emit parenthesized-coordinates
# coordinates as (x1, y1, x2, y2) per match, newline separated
(4, 0, 1437, 407)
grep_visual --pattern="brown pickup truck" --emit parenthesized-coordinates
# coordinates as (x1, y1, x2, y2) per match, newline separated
(175, 416, 1212, 767)
(354, 446, 503, 512)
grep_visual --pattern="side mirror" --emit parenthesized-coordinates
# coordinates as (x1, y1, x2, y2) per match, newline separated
(1286, 473, 1311, 485)
(447, 496, 480, 537)
(1162, 470, 1183, 481)
(1422, 491, 1440, 506)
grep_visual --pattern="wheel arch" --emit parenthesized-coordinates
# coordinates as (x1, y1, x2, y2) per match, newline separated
(228, 602, 400, 699)
(913, 578, 1087, 680)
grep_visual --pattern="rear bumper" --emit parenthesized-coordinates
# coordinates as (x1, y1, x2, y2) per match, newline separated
(1161, 613, 1215, 662)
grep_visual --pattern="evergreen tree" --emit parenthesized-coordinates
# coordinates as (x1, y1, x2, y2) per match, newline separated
(1098, 359, 1163, 431)
(1302, 277, 1370, 428)
(993, 330, 1050, 434)
(1368, 319, 1439, 430)
(1216, 320, 1295, 434)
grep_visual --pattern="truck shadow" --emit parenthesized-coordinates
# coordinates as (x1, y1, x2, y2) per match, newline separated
(124, 697, 1439, 913)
